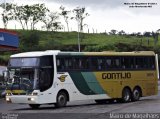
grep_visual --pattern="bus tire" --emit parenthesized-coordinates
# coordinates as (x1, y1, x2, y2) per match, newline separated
(132, 87, 141, 101)
(107, 99, 116, 103)
(29, 104, 40, 109)
(55, 91, 67, 108)
(121, 88, 131, 103)
(95, 99, 107, 104)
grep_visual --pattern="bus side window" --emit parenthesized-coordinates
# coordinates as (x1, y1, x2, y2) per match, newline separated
(130, 57, 134, 69)
(148, 57, 155, 69)
(106, 58, 112, 69)
(135, 57, 144, 69)
(97, 58, 105, 70)
(113, 57, 120, 69)
(64, 58, 73, 70)
(79, 59, 82, 69)
(123, 57, 134, 69)
(121, 57, 126, 69)
(73, 58, 81, 70)
(91, 57, 98, 70)
(81, 57, 90, 70)
(56, 59, 60, 69)
(56, 58, 65, 71)
(144, 57, 148, 69)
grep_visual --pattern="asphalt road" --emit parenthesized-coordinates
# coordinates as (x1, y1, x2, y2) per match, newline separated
(0, 92, 160, 119)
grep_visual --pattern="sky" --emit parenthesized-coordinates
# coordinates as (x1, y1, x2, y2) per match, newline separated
(0, 0, 160, 33)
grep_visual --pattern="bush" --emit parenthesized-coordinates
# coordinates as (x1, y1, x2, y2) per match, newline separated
(0, 56, 9, 65)
(41, 39, 62, 50)
(19, 30, 40, 52)
(84, 44, 117, 52)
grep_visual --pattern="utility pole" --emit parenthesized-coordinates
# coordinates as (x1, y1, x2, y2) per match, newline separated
(4, 0, 6, 10)
(77, 20, 80, 52)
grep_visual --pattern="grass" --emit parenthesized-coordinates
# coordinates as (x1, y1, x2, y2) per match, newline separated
(41, 32, 157, 46)
(15, 29, 158, 47)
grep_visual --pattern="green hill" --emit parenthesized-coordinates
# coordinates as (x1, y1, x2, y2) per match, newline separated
(0, 30, 160, 65)
(17, 30, 159, 51)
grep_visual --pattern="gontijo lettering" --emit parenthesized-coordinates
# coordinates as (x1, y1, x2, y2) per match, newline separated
(102, 72, 131, 79)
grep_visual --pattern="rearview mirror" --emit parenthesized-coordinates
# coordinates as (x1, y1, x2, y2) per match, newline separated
(3, 70, 9, 82)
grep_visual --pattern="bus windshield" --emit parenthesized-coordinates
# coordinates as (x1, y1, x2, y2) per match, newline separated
(6, 56, 54, 94)
(6, 68, 39, 94)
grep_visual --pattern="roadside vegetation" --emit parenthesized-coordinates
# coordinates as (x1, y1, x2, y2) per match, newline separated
(0, 30, 160, 65)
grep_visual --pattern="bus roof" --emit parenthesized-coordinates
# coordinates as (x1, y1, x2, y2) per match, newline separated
(58, 51, 155, 56)
(10, 50, 155, 58)
(11, 50, 60, 58)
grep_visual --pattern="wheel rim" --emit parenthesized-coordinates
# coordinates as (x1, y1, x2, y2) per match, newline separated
(134, 89, 140, 100)
(58, 95, 66, 106)
(124, 91, 130, 101)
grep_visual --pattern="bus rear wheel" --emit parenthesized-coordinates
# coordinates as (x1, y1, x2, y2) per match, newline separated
(29, 104, 40, 109)
(132, 88, 141, 101)
(55, 91, 67, 108)
(121, 88, 131, 103)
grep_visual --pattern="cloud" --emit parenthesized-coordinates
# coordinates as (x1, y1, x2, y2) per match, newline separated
(0, 0, 160, 33)
(45, 0, 160, 16)
(49, 0, 127, 8)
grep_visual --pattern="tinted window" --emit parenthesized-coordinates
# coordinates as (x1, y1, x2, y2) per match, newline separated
(56, 55, 156, 71)
(57, 56, 90, 71)
(40, 56, 53, 67)
(97, 58, 105, 70)
(121, 57, 134, 69)
(39, 56, 54, 92)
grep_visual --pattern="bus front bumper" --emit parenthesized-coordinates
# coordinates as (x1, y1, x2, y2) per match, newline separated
(6, 95, 39, 104)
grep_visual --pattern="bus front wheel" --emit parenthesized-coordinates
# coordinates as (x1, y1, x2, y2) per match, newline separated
(121, 88, 131, 103)
(29, 104, 40, 109)
(55, 91, 67, 108)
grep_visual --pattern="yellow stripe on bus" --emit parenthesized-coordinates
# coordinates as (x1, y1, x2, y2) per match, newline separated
(94, 71, 158, 98)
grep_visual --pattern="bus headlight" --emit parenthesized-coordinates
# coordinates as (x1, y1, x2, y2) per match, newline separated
(6, 97, 11, 102)
(31, 98, 35, 101)
(28, 97, 35, 101)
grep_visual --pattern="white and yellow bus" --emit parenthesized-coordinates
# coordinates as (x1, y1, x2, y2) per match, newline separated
(4, 50, 159, 109)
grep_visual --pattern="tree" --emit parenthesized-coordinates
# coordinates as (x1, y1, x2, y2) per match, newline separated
(30, 4, 49, 30)
(12, 4, 49, 30)
(72, 7, 89, 52)
(118, 30, 126, 35)
(59, 6, 71, 32)
(72, 7, 89, 32)
(157, 29, 160, 33)
(136, 32, 142, 36)
(13, 5, 25, 30)
(23, 5, 32, 30)
(143, 32, 152, 37)
(14, 4, 33, 30)
(0, 3, 14, 29)
(109, 29, 117, 35)
(52, 22, 62, 31)
(42, 12, 61, 31)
